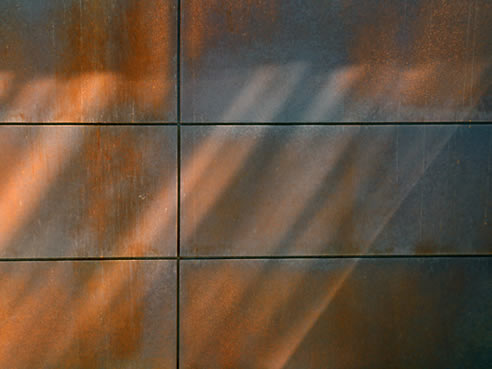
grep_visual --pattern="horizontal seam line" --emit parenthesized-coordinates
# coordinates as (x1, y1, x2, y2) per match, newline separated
(0, 254, 489, 262)
(0, 122, 490, 127)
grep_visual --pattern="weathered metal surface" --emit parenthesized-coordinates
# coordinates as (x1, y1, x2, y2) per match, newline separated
(181, 125, 492, 256)
(0, 260, 176, 369)
(0, 0, 176, 122)
(0, 126, 177, 257)
(182, 0, 492, 122)
(180, 258, 491, 368)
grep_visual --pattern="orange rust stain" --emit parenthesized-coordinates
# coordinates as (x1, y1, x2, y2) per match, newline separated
(122, 0, 173, 118)
(70, 128, 145, 253)
(107, 297, 144, 359)
(58, 0, 173, 121)
(0, 267, 70, 368)
(347, 2, 402, 65)
(185, 0, 278, 63)
(61, 0, 111, 74)
(343, 0, 492, 108)
(2, 0, 174, 122)
(0, 71, 14, 102)
(68, 262, 145, 365)
(404, 0, 492, 107)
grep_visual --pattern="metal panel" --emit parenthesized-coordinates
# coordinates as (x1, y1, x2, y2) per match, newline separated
(180, 257, 491, 369)
(0, 260, 176, 369)
(0, 0, 177, 122)
(181, 0, 492, 122)
(0, 126, 177, 257)
(181, 125, 492, 256)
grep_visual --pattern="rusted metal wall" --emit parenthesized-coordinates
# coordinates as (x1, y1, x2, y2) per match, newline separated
(0, 1, 491, 368)
(182, 0, 492, 122)
(1, 0, 490, 123)
(0, 0, 176, 122)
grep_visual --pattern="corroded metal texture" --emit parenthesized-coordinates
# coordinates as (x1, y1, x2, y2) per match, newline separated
(0, 260, 176, 369)
(182, 0, 492, 122)
(180, 258, 491, 368)
(0, 0, 176, 122)
(181, 125, 492, 256)
(0, 126, 177, 257)
(1, 0, 491, 366)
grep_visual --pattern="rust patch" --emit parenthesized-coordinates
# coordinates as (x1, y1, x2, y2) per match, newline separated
(184, 0, 278, 62)
(1, 0, 175, 122)
(70, 128, 145, 254)
(66, 262, 145, 367)
(343, 0, 492, 108)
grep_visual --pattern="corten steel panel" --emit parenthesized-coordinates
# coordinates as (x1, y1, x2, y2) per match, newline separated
(0, 0, 176, 122)
(181, 0, 492, 122)
(0, 126, 177, 257)
(0, 260, 176, 369)
(180, 258, 491, 369)
(181, 125, 492, 256)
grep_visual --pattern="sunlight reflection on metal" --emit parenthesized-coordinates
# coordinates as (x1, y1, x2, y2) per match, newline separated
(273, 127, 458, 369)
(288, 127, 459, 253)
(41, 261, 174, 368)
(180, 125, 467, 368)
(4, 70, 174, 122)
(222, 62, 308, 122)
(303, 66, 364, 121)
(0, 126, 177, 366)
(0, 261, 176, 368)
(278, 129, 395, 252)
(0, 127, 176, 258)
(119, 180, 177, 255)
(181, 127, 262, 246)
(0, 266, 68, 367)
(0, 0, 175, 122)
(270, 260, 357, 369)
(182, 125, 487, 256)
(0, 0, 489, 366)
(221, 66, 279, 122)
(235, 129, 353, 249)
(182, 0, 492, 122)
(0, 129, 82, 252)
